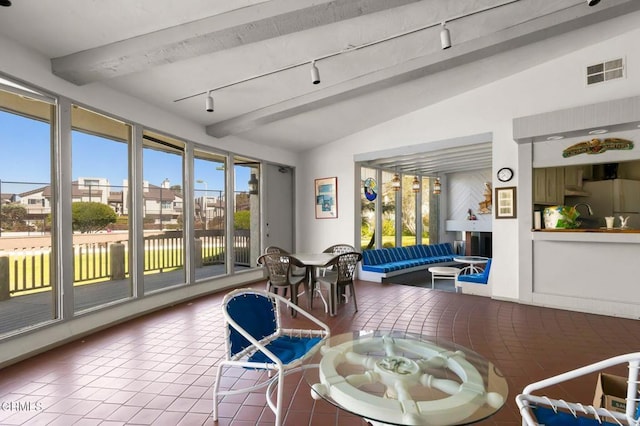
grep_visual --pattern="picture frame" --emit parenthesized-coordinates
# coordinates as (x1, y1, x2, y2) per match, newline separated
(315, 176, 338, 219)
(495, 186, 517, 219)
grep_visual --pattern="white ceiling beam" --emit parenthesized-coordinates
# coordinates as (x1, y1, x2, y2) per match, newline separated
(206, 0, 640, 138)
(51, 0, 422, 85)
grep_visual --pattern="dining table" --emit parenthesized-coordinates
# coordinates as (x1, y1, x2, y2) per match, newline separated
(290, 252, 340, 311)
(304, 330, 509, 426)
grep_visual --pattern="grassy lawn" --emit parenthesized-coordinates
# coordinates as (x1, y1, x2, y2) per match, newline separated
(361, 235, 428, 249)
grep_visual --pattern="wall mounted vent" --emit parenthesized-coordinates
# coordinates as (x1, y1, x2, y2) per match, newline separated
(586, 58, 624, 85)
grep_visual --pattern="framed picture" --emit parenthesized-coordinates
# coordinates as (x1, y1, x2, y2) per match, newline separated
(495, 186, 517, 219)
(315, 177, 338, 219)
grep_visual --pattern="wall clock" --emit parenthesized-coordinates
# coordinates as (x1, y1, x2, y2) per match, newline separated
(497, 167, 514, 182)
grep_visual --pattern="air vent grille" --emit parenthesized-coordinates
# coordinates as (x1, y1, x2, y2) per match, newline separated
(586, 58, 624, 85)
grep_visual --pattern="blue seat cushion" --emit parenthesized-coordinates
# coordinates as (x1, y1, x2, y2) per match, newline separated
(248, 336, 322, 365)
(457, 273, 487, 284)
(532, 406, 619, 425)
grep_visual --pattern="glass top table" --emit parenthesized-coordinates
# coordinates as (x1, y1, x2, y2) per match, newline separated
(304, 330, 508, 426)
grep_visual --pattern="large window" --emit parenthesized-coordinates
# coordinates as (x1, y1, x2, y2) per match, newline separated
(0, 85, 56, 334)
(402, 175, 417, 246)
(360, 168, 377, 250)
(71, 105, 132, 312)
(194, 150, 227, 279)
(381, 171, 397, 248)
(234, 157, 260, 271)
(142, 131, 185, 293)
(358, 167, 432, 249)
(0, 76, 265, 343)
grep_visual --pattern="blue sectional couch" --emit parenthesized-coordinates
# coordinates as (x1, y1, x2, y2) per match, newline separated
(358, 243, 457, 283)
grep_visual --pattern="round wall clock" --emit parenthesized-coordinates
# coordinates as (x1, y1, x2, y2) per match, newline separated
(497, 167, 514, 182)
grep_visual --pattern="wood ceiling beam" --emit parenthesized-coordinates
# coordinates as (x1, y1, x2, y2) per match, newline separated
(51, 0, 421, 85)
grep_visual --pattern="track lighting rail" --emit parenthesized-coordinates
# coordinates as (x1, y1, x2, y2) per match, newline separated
(175, 0, 598, 107)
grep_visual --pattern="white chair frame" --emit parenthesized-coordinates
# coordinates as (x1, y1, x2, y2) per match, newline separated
(516, 352, 640, 426)
(212, 288, 330, 426)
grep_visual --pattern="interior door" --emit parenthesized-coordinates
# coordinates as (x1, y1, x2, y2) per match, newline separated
(264, 164, 294, 252)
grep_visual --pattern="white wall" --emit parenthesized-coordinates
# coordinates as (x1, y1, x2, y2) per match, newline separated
(297, 14, 640, 305)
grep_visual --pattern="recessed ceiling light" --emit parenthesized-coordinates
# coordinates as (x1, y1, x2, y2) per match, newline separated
(588, 129, 608, 135)
(546, 135, 564, 141)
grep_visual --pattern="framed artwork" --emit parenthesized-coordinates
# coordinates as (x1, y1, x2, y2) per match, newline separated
(315, 177, 338, 219)
(495, 186, 517, 219)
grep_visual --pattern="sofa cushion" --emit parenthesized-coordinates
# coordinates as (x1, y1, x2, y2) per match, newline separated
(362, 249, 389, 266)
(361, 243, 456, 275)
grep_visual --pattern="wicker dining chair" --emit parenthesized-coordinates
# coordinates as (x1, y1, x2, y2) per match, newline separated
(315, 252, 362, 316)
(257, 253, 307, 315)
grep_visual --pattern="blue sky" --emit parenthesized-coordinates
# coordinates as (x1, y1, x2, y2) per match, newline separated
(0, 111, 250, 195)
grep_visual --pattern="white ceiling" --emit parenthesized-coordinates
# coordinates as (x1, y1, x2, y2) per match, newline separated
(0, 0, 638, 175)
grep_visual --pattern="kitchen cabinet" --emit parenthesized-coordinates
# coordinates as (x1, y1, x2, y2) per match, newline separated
(533, 167, 565, 205)
(581, 179, 640, 215)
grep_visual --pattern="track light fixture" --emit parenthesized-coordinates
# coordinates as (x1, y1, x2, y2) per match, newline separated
(311, 61, 320, 85)
(440, 22, 452, 50)
(205, 91, 214, 112)
(179, 0, 530, 106)
(587, 0, 600, 6)
(0, 0, 11, 6)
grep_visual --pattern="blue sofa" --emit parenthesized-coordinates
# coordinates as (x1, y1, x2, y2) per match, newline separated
(358, 243, 456, 283)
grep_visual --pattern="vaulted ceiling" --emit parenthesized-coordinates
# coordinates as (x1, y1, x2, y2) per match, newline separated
(0, 0, 638, 175)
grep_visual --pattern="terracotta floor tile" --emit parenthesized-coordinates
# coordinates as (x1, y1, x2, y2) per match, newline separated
(2, 280, 640, 425)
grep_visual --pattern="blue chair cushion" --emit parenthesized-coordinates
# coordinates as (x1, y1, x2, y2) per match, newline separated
(248, 336, 322, 365)
(457, 273, 487, 284)
(227, 294, 278, 356)
(532, 406, 619, 426)
(458, 259, 492, 284)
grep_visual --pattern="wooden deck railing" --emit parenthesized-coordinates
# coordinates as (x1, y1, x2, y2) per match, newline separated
(0, 230, 252, 299)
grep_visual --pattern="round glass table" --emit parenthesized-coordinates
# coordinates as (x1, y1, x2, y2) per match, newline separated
(304, 330, 508, 426)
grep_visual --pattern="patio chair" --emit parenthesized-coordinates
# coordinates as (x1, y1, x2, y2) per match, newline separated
(315, 252, 362, 316)
(264, 246, 305, 278)
(455, 258, 492, 296)
(516, 352, 640, 425)
(212, 288, 330, 426)
(257, 253, 307, 314)
(316, 243, 356, 278)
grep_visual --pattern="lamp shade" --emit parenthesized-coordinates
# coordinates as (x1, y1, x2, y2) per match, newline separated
(248, 173, 259, 195)
(433, 177, 441, 195)
(412, 176, 420, 192)
(391, 173, 401, 191)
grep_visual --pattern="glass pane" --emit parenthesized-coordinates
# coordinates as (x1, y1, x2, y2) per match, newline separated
(194, 150, 226, 279)
(421, 177, 431, 244)
(401, 175, 417, 246)
(233, 157, 259, 271)
(381, 171, 397, 248)
(142, 132, 185, 292)
(0, 88, 56, 335)
(71, 106, 132, 312)
(360, 168, 376, 250)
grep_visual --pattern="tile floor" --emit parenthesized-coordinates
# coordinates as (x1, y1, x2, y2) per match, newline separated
(1, 280, 640, 425)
